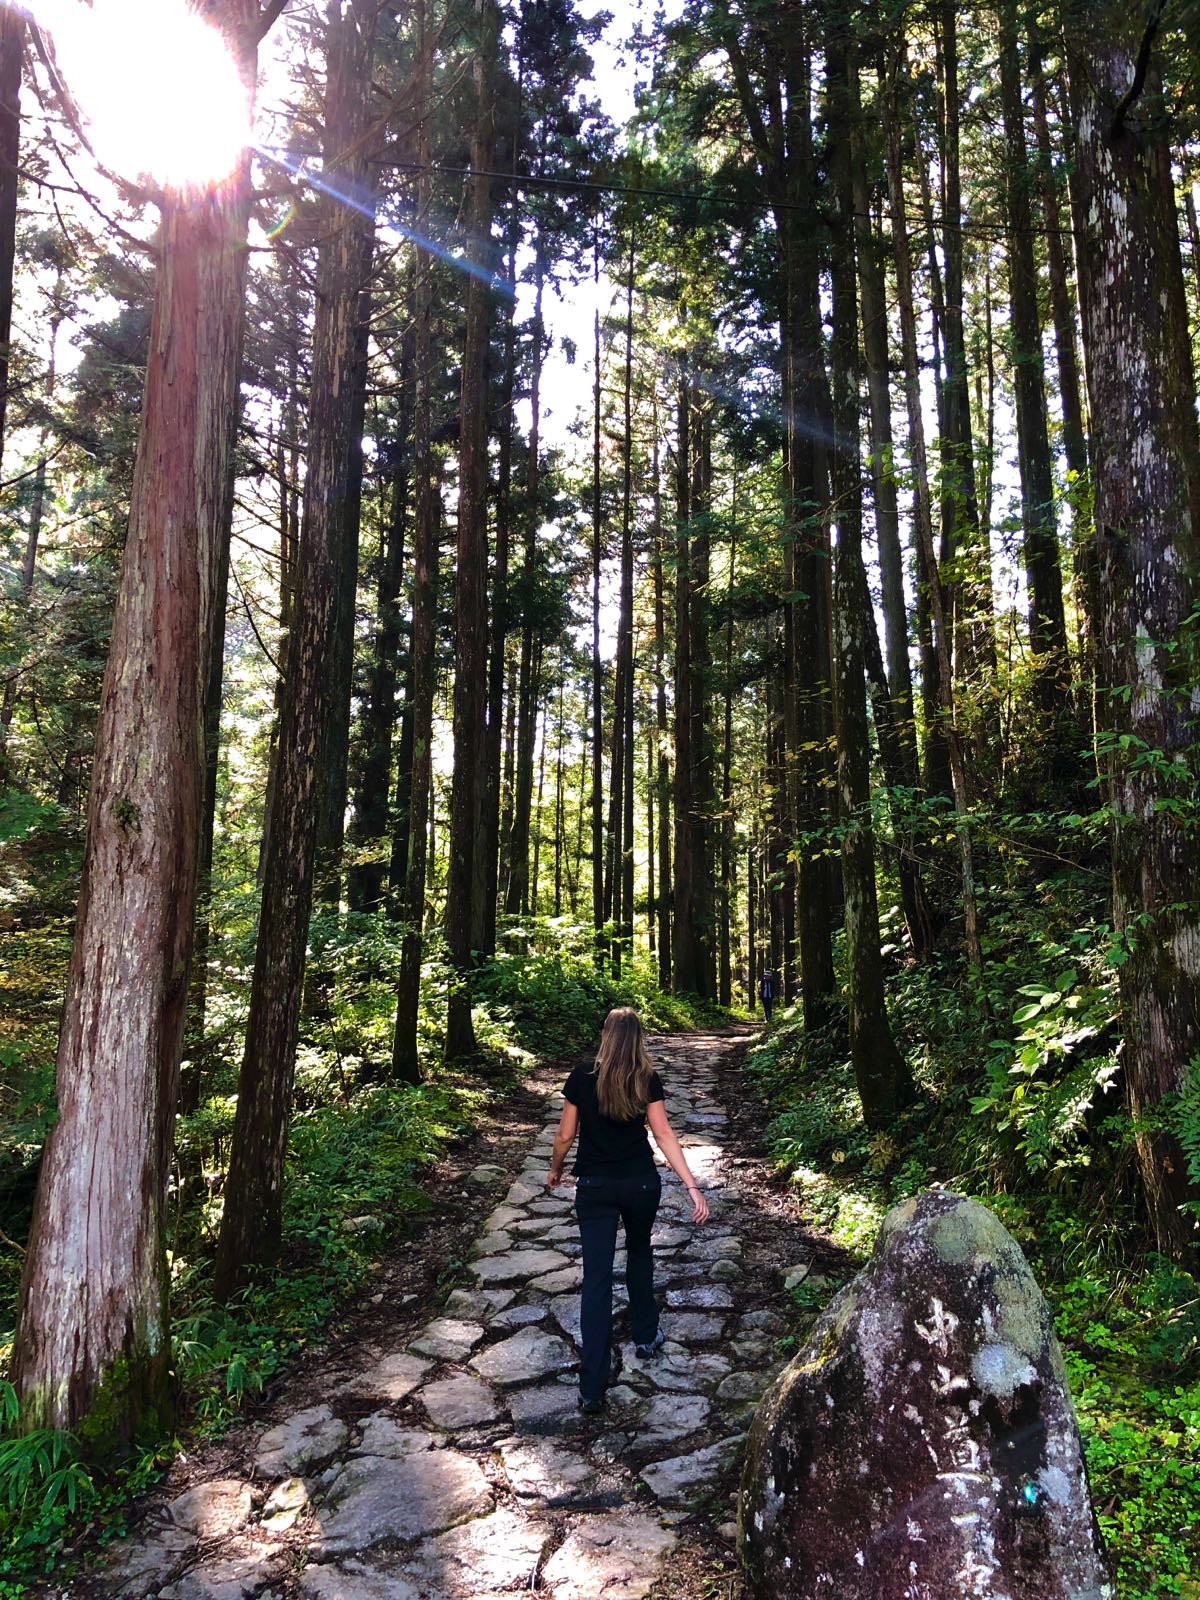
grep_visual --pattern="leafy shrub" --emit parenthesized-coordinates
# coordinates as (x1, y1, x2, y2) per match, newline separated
(970, 962, 1121, 1179)
(477, 921, 715, 1057)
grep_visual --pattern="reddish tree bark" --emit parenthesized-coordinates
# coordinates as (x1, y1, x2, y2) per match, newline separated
(10, 1, 259, 1437)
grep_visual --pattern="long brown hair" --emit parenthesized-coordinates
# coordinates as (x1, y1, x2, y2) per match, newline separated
(593, 1007, 655, 1121)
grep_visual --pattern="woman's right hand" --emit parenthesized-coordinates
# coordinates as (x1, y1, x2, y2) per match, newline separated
(688, 1185, 710, 1224)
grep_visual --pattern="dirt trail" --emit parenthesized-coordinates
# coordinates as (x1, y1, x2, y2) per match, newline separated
(90, 1028, 829, 1600)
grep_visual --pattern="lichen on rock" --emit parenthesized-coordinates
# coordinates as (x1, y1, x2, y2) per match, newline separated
(738, 1191, 1111, 1600)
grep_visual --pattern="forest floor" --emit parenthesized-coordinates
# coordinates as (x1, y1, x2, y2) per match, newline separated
(66, 1025, 840, 1600)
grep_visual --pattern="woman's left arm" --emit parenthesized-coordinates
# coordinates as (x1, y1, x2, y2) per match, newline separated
(545, 1102, 579, 1188)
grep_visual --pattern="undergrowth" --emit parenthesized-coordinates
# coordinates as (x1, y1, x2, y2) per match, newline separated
(747, 879, 1200, 1600)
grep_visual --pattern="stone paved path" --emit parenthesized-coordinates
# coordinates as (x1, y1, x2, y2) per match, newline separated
(100, 1030, 791, 1600)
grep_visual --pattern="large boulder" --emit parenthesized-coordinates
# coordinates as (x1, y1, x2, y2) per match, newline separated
(739, 1191, 1111, 1600)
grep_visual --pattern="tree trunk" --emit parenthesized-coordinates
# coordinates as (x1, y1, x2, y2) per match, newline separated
(827, 21, 915, 1126)
(721, 18, 814, 1006)
(618, 235, 636, 967)
(885, 71, 950, 803)
(766, 688, 785, 985)
(572, 721, 587, 915)
(389, 224, 437, 1081)
(260, 267, 304, 881)
(498, 641, 517, 893)
(884, 32, 984, 971)
(590, 243, 605, 946)
(214, 0, 376, 1293)
(554, 668, 565, 918)
(183, 284, 240, 1106)
(782, 35, 835, 1029)
(718, 489, 736, 1010)
(530, 681, 546, 913)
(347, 367, 410, 915)
(482, 88, 525, 958)
(0, 8, 21, 471)
(936, 3, 994, 689)
(672, 352, 701, 994)
(1, 301, 60, 778)
(10, 0, 258, 1433)
(444, 0, 498, 1060)
(509, 624, 538, 917)
(313, 278, 373, 907)
(686, 381, 717, 998)
(651, 412, 671, 988)
(646, 712, 655, 957)
(505, 246, 547, 917)
(998, 0, 1073, 733)
(848, 56, 930, 958)
(747, 837, 757, 1010)
(850, 78, 916, 780)
(1029, 26, 1089, 503)
(604, 612, 625, 950)
(389, 641, 415, 905)
(1068, 30, 1200, 1259)
(1029, 22, 1094, 708)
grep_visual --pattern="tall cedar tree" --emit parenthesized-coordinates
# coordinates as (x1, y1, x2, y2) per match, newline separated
(936, 4, 993, 691)
(882, 22, 984, 971)
(826, 20, 914, 1124)
(444, 0, 499, 1060)
(848, 54, 933, 957)
(1068, 20, 1200, 1259)
(391, 10, 437, 1085)
(346, 332, 411, 918)
(722, 7, 836, 1021)
(671, 344, 717, 997)
(589, 241, 604, 944)
(10, 0, 260, 1434)
(215, 0, 376, 1294)
(997, 1, 1073, 738)
(0, 8, 20, 476)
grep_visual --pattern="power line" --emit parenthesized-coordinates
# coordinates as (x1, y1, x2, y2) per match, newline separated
(377, 158, 1072, 240)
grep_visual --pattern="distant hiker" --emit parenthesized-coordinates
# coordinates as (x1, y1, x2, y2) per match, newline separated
(760, 969, 776, 1022)
(545, 1007, 709, 1415)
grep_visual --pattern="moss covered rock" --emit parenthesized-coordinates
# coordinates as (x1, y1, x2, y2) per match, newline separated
(738, 1191, 1111, 1599)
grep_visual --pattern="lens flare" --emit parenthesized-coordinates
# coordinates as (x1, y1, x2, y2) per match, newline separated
(24, 0, 251, 189)
(264, 199, 297, 241)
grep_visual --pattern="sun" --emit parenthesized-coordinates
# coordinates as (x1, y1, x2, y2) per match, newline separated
(24, 0, 252, 190)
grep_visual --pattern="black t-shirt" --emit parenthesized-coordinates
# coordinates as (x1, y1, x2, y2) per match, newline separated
(563, 1063, 665, 1178)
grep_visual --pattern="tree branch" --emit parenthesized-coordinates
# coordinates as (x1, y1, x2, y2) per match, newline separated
(1109, 0, 1167, 140)
(256, 0, 291, 43)
(721, 30, 780, 186)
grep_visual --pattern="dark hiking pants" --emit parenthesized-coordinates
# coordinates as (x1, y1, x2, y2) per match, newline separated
(574, 1172, 662, 1402)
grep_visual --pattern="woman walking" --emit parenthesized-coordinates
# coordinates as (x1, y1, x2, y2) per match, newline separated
(759, 968, 776, 1023)
(545, 1008, 710, 1414)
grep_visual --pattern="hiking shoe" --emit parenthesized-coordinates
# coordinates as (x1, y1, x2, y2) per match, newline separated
(578, 1395, 604, 1415)
(634, 1327, 666, 1359)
